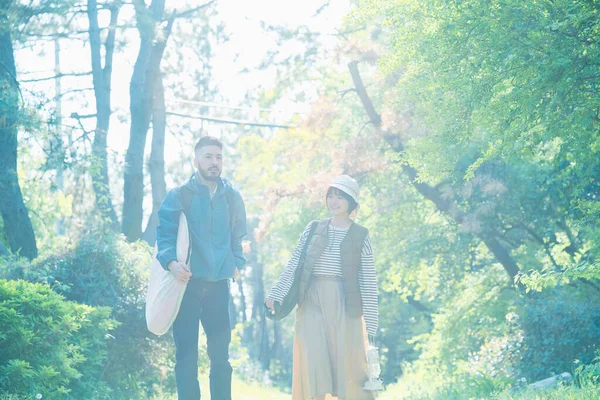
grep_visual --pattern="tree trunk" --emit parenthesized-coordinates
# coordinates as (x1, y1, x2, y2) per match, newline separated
(122, 0, 174, 242)
(251, 261, 266, 321)
(250, 250, 271, 369)
(53, 38, 65, 235)
(0, 6, 38, 260)
(273, 320, 282, 360)
(88, 0, 120, 231)
(348, 61, 521, 282)
(142, 72, 166, 245)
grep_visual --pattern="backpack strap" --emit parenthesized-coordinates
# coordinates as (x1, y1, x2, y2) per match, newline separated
(180, 186, 194, 218)
(179, 184, 236, 230)
(178, 186, 194, 265)
(224, 189, 236, 231)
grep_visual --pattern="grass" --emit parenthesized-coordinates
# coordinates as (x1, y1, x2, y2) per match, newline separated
(152, 377, 600, 400)
(151, 374, 291, 400)
(377, 382, 600, 400)
(3, 378, 598, 400)
(494, 384, 600, 400)
(226, 376, 290, 400)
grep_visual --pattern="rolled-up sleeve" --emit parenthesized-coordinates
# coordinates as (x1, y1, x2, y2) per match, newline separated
(156, 188, 183, 270)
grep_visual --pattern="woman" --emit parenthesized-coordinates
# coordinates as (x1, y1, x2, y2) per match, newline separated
(265, 175, 378, 400)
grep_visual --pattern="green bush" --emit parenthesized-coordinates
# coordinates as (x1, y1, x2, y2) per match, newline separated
(376, 283, 600, 399)
(0, 232, 176, 399)
(0, 279, 115, 399)
(517, 287, 600, 381)
(575, 355, 600, 386)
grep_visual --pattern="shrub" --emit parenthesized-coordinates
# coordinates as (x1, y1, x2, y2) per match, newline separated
(0, 232, 176, 399)
(517, 286, 600, 381)
(0, 279, 115, 399)
(574, 355, 600, 386)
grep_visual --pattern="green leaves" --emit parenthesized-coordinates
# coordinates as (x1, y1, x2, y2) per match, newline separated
(343, 0, 600, 395)
(0, 279, 115, 399)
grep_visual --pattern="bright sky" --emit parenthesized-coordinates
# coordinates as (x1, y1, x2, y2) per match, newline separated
(16, 0, 351, 198)
(17, 0, 351, 146)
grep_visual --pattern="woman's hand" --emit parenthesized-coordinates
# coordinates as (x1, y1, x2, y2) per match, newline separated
(265, 297, 278, 313)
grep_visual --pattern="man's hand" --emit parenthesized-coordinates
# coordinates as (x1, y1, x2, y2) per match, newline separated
(234, 268, 240, 281)
(168, 261, 191, 284)
(264, 297, 279, 313)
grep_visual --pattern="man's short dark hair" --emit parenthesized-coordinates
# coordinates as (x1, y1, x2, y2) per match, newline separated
(195, 136, 223, 153)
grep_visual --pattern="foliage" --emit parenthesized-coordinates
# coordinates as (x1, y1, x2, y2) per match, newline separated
(380, 358, 600, 400)
(0, 232, 176, 399)
(517, 287, 600, 381)
(16, 143, 74, 253)
(574, 354, 600, 386)
(325, 0, 600, 395)
(354, 0, 600, 184)
(373, 284, 600, 399)
(0, 279, 115, 399)
(4, 0, 600, 395)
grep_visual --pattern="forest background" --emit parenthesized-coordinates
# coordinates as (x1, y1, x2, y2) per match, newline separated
(1, 0, 600, 399)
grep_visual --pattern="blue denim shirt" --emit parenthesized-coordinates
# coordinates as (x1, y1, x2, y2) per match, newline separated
(155, 174, 247, 281)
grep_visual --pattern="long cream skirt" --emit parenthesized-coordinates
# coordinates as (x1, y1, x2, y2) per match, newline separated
(292, 276, 375, 400)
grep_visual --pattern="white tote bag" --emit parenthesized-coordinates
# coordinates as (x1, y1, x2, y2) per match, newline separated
(145, 212, 191, 336)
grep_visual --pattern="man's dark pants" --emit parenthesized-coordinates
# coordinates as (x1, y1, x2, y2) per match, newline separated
(173, 278, 232, 400)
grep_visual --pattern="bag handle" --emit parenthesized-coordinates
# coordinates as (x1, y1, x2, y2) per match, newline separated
(266, 220, 319, 319)
(298, 220, 318, 265)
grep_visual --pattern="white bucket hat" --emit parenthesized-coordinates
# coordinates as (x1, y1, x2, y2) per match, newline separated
(329, 175, 360, 204)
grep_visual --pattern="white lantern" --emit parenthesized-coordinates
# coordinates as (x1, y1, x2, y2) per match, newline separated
(363, 345, 384, 391)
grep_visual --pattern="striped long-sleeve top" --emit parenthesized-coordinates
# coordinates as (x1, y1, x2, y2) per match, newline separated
(267, 222, 379, 336)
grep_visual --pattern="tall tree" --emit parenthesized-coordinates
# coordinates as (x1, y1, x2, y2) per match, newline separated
(0, 0, 38, 259)
(123, 0, 217, 242)
(122, 0, 174, 241)
(88, 0, 120, 231)
(141, 72, 166, 244)
(52, 37, 66, 235)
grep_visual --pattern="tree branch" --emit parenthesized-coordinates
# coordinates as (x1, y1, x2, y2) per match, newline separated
(348, 60, 522, 283)
(70, 112, 97, 119)
(172, 0, 215, 19)
(71, 114, 93, 135)
(520, 224, 563, 272)
(60, 87, 94, 97)
(555, 217, 580, 256)
(166, 111, 297, 129)
(348, 61, 381, 126)
(407, 296, 431, 314)
(103, 3, 120, 75)
(21, 71, 92, 82)
(337, 87, 356, 98)
(313, 1, 330, 17)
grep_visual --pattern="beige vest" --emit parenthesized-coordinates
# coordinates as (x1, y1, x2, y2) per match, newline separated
(298, 218, 368, 318)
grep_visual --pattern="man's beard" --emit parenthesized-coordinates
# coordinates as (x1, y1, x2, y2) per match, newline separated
(198, 166, 221, 181)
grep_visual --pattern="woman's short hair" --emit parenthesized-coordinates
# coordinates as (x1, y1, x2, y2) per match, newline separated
(326, 187, 358, 214)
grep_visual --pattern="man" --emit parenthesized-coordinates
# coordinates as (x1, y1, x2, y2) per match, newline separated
(155, 136, 247, 400)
